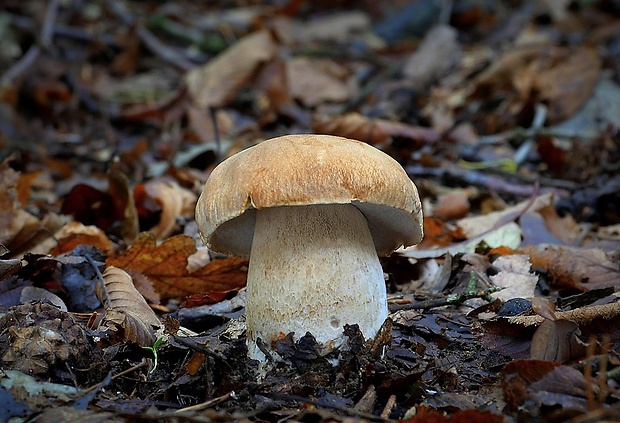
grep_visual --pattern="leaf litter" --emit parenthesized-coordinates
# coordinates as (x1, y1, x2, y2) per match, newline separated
(0, 0, 620, 422)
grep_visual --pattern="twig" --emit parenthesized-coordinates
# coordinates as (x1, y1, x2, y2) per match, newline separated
(389, 273, 501, 312)
(112, 357, 149, 380)
(9, 14, 120, 47)
(170, 335, 233, 369)
(106, 0, 194, 71)
(380, 395, 396, 419)
(354, 385, 377, 412)
(1, 0, 59, 85)
(210, 106, 221, 161)
(341, 61, 403, 113)
(174, 391, 234, 413)
(85, 254, 110, 309)
(267, 393, 389, 422)
(407, 162, 575, 195)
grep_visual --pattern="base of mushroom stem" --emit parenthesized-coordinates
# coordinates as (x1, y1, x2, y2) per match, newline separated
(247, 318, 393, 363)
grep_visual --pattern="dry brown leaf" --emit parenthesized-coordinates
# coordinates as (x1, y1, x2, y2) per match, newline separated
(403, 25, 461, 88)
(501, 359, 562, 410)
(107, 159, 139, 244)
(98, 266, 162, 346)
(0, 257, 22, 280)
(106, 232, 248, 299)
(530, 319, 586, 363)
(48, 221, 114, 256)
(8, 212, 69, 258)
(522, 245, 620, 290)
(296, 11, 372, 43)
(471, 44, 600, 125)
(0, 160, 23, 245)
(373, 119, 440, 144)
(254, 58, 292, 125)
(533, 46, 601, 123)
(286, 57, 353, 107)
(16, 171, 41, 206)
(313, 113, 390, 145)
(433, 191, 470, 221)
(458, 194, 553, 238)
(537, 203, 580, 244)
(185, 29, 278, 108)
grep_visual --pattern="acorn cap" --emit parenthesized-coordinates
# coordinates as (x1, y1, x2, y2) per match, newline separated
(195, 134, 423, 257)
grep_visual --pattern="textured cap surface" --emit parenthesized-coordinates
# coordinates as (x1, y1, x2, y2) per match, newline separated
(195, 134, 423, 256)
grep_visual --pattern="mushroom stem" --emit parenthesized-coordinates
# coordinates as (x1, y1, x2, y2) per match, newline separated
(246, 203, 388, 361)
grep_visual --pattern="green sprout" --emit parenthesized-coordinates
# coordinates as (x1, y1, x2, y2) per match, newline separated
(143, 336, 164, 375)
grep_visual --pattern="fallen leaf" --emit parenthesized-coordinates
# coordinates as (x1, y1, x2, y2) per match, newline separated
(500, 359, 562, 410)
(403, 25, 461, 88)
(182, 290, 238, 308)
(0, 259, 21, 281)
(0, 161, 23, 246)
(136, 179, 196, 240)
(468, 44, 601, 131)
(16, 171, 41, 206)
(185, 29, 279, 108)
(313, 112, 390, 145)
(529, 365, 599, 411)
(507, 301, 620, 327)
(489, 255, 538, 302)
(522, 245, 620, 290)
(97, 266, 162, 346)
(286, 57, 353, 107)
(48, 221, 114, 256)
(530, 319, 586, 363)
(60, 184, 118, 231)
(106, 232, 248, 299)
(457, 194, 553, 238)
(533, 46, 601, 123)
(107, 158, 139, 243)
(433, 191, 471, 221)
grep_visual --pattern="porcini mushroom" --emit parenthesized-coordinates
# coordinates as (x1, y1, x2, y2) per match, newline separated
(195, 134, 423, 361)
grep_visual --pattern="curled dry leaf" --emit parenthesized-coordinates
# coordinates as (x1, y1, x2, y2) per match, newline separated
(98, 266, 162, 346)
(107, 159, 139, 244)
(138, 179, 197, 240)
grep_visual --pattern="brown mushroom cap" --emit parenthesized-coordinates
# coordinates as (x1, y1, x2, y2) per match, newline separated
(196, 134, 423, 256)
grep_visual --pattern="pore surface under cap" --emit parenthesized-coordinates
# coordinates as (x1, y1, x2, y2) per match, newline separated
(195, 134, 423, 256)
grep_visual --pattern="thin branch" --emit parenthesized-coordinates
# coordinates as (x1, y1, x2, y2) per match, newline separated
(389, 272, 501, 312)
(107, 0, 194, 71)
(1, 0, 59, 85)
(267, 393, 389, 422)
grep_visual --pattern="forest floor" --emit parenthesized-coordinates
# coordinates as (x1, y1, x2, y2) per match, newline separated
(1, 1, 620, 422)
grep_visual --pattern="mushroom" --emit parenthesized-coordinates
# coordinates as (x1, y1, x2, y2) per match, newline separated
(195, 134, 423, 361)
